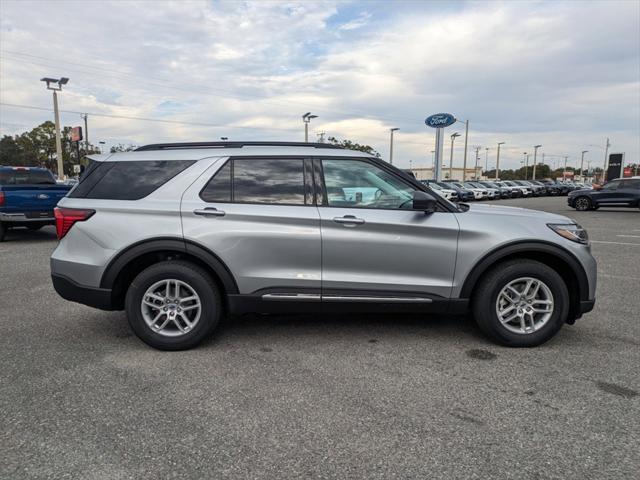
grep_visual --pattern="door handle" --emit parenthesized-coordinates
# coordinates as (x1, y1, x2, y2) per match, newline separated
(194, 207, 225, 217)
(333, 215, 365, 225)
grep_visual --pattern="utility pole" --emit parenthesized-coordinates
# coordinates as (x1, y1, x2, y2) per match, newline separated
(41, 77, 69, 180)
(580, 150, 588, 182)
(316, 131, 326, 143)
(603, 137, 610, 180)
(449, 132, 460, 180)
(495, 142, 505, 180)
(563, 155, 568, 179)
(389, 127, 399, 165)
(461, 120, 469, 181)
(474, 146, 481, 180)
(302, 112, 317, 142)
(532, 144, 542, 180)
(523, 152, 529, 179)
(81, 114, 89, 155)
(484, 147, 489, 175)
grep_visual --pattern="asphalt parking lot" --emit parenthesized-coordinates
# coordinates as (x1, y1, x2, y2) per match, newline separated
(1, 196, 638, 479)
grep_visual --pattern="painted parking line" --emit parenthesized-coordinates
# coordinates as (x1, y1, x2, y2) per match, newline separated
(591, 240, 640, 246)
(601, 273, 640, 281)
(617, 235, 640, 239)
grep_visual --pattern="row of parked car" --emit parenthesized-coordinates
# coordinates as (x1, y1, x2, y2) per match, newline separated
(421, 179, 592, 202)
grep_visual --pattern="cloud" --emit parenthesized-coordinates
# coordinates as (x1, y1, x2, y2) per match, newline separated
(0, 0, 638, 169)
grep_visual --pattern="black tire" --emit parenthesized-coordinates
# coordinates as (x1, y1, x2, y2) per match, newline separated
(472, 259, 569, 347)
(573, 196, 592, 211)
(125, 260, 222, 350)
(0, 222, 5, 242)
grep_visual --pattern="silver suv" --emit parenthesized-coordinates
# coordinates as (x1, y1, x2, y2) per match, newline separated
(51, 141, 596, 350)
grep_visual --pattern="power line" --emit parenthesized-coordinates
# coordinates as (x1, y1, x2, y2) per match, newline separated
(0, 49, 420, 127)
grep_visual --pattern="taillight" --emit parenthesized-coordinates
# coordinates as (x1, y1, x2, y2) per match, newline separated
(0, 191, 4, 207)
(54, 207, 95, 239)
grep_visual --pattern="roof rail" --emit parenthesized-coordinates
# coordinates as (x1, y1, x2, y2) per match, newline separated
(134, 141, 344, 151)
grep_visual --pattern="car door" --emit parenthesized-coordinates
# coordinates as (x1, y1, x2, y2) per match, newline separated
(315, 157, 459, 301)
(618, 180, 640, 205)
(595, 179, 624, 204)
(181, 157, 321, 297)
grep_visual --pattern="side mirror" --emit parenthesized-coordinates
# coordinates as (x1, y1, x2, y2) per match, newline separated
(413, 190, 437, 213)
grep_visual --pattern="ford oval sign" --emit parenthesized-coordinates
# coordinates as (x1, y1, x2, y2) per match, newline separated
(425, 113, 456, 128)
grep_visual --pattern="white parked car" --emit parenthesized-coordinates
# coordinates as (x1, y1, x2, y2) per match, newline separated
(461, 182, 489, 200)
(426, 182, 457, 201)
(466, 181, 499, 200)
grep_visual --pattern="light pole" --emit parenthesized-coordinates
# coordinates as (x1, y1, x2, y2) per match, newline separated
(532, 144, 542, 180)
(474, 146, 481, 180)
(523, 152, 528, 179)
(495, 142, 505, 180)
(484, 147, 489, 176)
(41, 77, 69, 180)
(220, 136, 228, 141)
(563, 155, 568, 178)
(99, 141, 106, 153)
(389, 127, 399, 165)
(580, 150, 588, 182)
(302, 112, 317, 142)
(603, 137, 610, 179)
(449, 132, 460, 180)
(455, 119, 470, 180)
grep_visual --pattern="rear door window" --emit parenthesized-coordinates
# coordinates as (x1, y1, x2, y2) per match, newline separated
(200, 158, 308, 205)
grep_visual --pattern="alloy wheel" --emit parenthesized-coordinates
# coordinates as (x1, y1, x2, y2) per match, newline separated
(495, 277, 554, 334)
(140, 279, 202, 337)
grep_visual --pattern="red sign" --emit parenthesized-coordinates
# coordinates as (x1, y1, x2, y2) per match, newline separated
(623, 167, 633, 177)
(71, 126, 83, 142)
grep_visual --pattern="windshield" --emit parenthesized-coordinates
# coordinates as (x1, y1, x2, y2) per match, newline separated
(0, 168, 56, 185)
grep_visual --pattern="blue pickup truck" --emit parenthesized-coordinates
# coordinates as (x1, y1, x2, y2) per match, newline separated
(0, 166, 72, 242)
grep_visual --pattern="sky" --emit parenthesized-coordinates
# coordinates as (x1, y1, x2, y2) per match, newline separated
(0, 0, 639, 171)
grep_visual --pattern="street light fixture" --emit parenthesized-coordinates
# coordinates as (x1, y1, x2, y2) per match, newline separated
(389, 127, 399, 165)
(220, 137, 228, 141)
(302, 112, 318, 143)
(532, 144, 542, 180)
(41, 76, 69, 180)
(495, 142, 505, 180)
(449, 132, 460, 180)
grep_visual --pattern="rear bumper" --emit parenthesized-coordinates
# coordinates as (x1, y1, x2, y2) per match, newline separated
(0, 212, 54, 223)
(51, 274, 116, 310)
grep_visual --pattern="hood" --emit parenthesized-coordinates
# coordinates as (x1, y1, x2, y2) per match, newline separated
(465, 203, 573, 223)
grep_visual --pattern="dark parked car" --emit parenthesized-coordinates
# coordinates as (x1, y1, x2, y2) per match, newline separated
(439, 182, 474, 201)
(568, 177, 640, 211)
(533, 180, 560, 196)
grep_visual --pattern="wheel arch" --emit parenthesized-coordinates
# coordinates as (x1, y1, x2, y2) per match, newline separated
(460, 241, 590, 320)
(101, 237, 239, 310)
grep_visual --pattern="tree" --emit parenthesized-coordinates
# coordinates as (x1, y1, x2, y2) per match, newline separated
(326, 136, 380, 157)
(110, 144, 138, 153)
(0, 121, 101, 173)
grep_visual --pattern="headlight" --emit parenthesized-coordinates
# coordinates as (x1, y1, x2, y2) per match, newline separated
(547, 223, 589, 244)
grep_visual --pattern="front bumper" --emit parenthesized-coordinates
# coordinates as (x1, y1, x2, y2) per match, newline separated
(52, 274, 116, 310)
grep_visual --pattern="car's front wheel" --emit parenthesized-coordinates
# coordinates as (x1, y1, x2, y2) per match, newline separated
(125, 260, 222, 350)
(472, 259, 569, 347)
(573, 196, 592, 211)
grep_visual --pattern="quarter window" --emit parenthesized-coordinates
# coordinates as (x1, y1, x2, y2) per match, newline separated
(200, 158, 306, 205)
(321, 159, 414, 209)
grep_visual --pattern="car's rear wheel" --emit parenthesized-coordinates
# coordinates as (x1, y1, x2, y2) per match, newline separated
(472, 259, 569, 347)
(0, 222, 5, 242)
(573, 196, 592, 211)
(125, 260, 222, 350)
